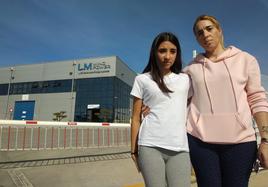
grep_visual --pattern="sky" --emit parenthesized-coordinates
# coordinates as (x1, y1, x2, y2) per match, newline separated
(0, 0, 268, 74)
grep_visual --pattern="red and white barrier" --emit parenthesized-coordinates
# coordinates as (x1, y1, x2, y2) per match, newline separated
(0, 120, 130, 151)
(0, 120, 130, 127)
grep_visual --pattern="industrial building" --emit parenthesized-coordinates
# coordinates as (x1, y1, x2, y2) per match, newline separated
(0, 56, 136, 122)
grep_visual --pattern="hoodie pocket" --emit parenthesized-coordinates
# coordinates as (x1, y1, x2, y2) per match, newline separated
(188, 111, 254, 143)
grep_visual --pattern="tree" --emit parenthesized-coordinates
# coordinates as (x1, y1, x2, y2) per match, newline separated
(53, 111, 67, 121)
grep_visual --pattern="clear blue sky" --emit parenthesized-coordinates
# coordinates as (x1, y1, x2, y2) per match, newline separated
(1, 0, 268, 74)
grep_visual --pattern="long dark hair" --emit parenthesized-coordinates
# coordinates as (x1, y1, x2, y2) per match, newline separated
(143, 32, 182, 93)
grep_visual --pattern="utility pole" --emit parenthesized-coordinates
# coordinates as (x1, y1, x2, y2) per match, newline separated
(5, 67, 15, 119)
(70, 61, 76, 121)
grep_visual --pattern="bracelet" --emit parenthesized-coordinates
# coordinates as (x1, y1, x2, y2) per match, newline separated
(261, 138, 268, 144)
(131, 152, 137, 154)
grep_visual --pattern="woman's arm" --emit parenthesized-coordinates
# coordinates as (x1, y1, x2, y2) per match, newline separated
(254, 112, 268, 140)
(254, 112, 268, 168)
(245, 58, 268, 168)
(246, 59, 268, 115)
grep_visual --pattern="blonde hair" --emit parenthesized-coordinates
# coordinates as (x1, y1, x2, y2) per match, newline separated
(193, 15, 224, 48)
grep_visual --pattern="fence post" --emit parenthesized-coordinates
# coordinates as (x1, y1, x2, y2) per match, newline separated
(22, 126, 26, 150)
(37, 127, 40, 150)
(7, 126, 11, 151)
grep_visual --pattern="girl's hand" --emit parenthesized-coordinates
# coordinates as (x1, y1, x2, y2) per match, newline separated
(131, 153, 140, 172)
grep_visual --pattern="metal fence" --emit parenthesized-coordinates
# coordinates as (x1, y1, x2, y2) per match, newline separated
(0, 120, 261, 151)
(0, 120, 130, 151)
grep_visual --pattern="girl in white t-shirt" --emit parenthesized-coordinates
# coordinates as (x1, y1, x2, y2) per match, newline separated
(130, 32, 191, 187)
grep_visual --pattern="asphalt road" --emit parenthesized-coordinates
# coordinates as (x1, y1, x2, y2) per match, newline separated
(0, 147, 267, 187)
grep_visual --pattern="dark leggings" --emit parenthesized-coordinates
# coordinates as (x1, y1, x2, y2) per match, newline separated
(188, 134, 257, 187)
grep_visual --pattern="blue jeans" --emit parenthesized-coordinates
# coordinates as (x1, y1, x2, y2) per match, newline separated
(188, 133, 257, 187)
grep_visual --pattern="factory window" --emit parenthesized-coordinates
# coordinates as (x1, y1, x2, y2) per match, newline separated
(0, 84, 8, 95)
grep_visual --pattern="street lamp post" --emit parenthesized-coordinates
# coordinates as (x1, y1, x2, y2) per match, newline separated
(113, 96, 118, 122)
(69, 61, 76, 121)
(5, 67, 15, 119)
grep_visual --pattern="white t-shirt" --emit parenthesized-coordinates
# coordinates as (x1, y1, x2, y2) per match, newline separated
(130, 72, 190, 152)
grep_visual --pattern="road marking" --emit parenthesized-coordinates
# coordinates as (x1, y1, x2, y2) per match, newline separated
(0, 152, 131, 169)
(122, 182, 144, 187)
(8, 169, 33, 187)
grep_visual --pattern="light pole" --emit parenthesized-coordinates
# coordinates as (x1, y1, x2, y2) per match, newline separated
(113, 96, 118, 122)
(69, 61, 76, 121)
(5, 67, 15, 119)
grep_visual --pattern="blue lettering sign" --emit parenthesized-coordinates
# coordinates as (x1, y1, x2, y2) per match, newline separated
(78, 64, 84, 71)
(84, 63, 92, 70)
(77, 61, 111, 73)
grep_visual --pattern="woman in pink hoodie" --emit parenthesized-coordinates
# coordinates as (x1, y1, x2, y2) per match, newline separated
(184, 15, 268, 187)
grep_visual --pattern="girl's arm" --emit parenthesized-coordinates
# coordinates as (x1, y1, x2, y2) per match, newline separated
(131, 97, 142, 154)
(131, 97, 142, 172)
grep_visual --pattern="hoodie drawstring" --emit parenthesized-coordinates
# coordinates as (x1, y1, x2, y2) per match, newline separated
(223, 59, 239, 113)
(202, 59, 239, 114)
(202, 61, 214, 114)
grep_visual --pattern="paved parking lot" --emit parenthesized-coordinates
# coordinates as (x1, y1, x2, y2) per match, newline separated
(0, 147, 267, 187)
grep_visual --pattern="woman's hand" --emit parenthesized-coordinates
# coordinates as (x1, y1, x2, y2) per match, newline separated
(258, 143, 268, 168)
(141, 104, 150, 118)
(131, 153, 140, 172)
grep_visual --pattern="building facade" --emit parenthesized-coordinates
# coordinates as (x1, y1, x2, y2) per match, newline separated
(0, 56, 136, 123)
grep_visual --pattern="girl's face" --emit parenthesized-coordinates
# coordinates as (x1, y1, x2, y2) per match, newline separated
(194, 20, 222, 52)
(156, 41, 177, 74)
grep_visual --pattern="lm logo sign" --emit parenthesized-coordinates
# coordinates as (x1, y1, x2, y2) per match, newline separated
(77, 62, 111, 74)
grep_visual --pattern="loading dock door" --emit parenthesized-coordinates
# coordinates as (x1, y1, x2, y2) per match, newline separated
(13, 101, 35, 120)
(87, 104, 100, 122)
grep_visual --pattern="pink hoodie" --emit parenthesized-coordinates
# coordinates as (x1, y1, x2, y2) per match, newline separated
(184, 46, 268, 144)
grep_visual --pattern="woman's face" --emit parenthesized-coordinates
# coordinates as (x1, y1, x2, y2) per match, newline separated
(156, 41, 177, 74)
(194, 19, 222, 52)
